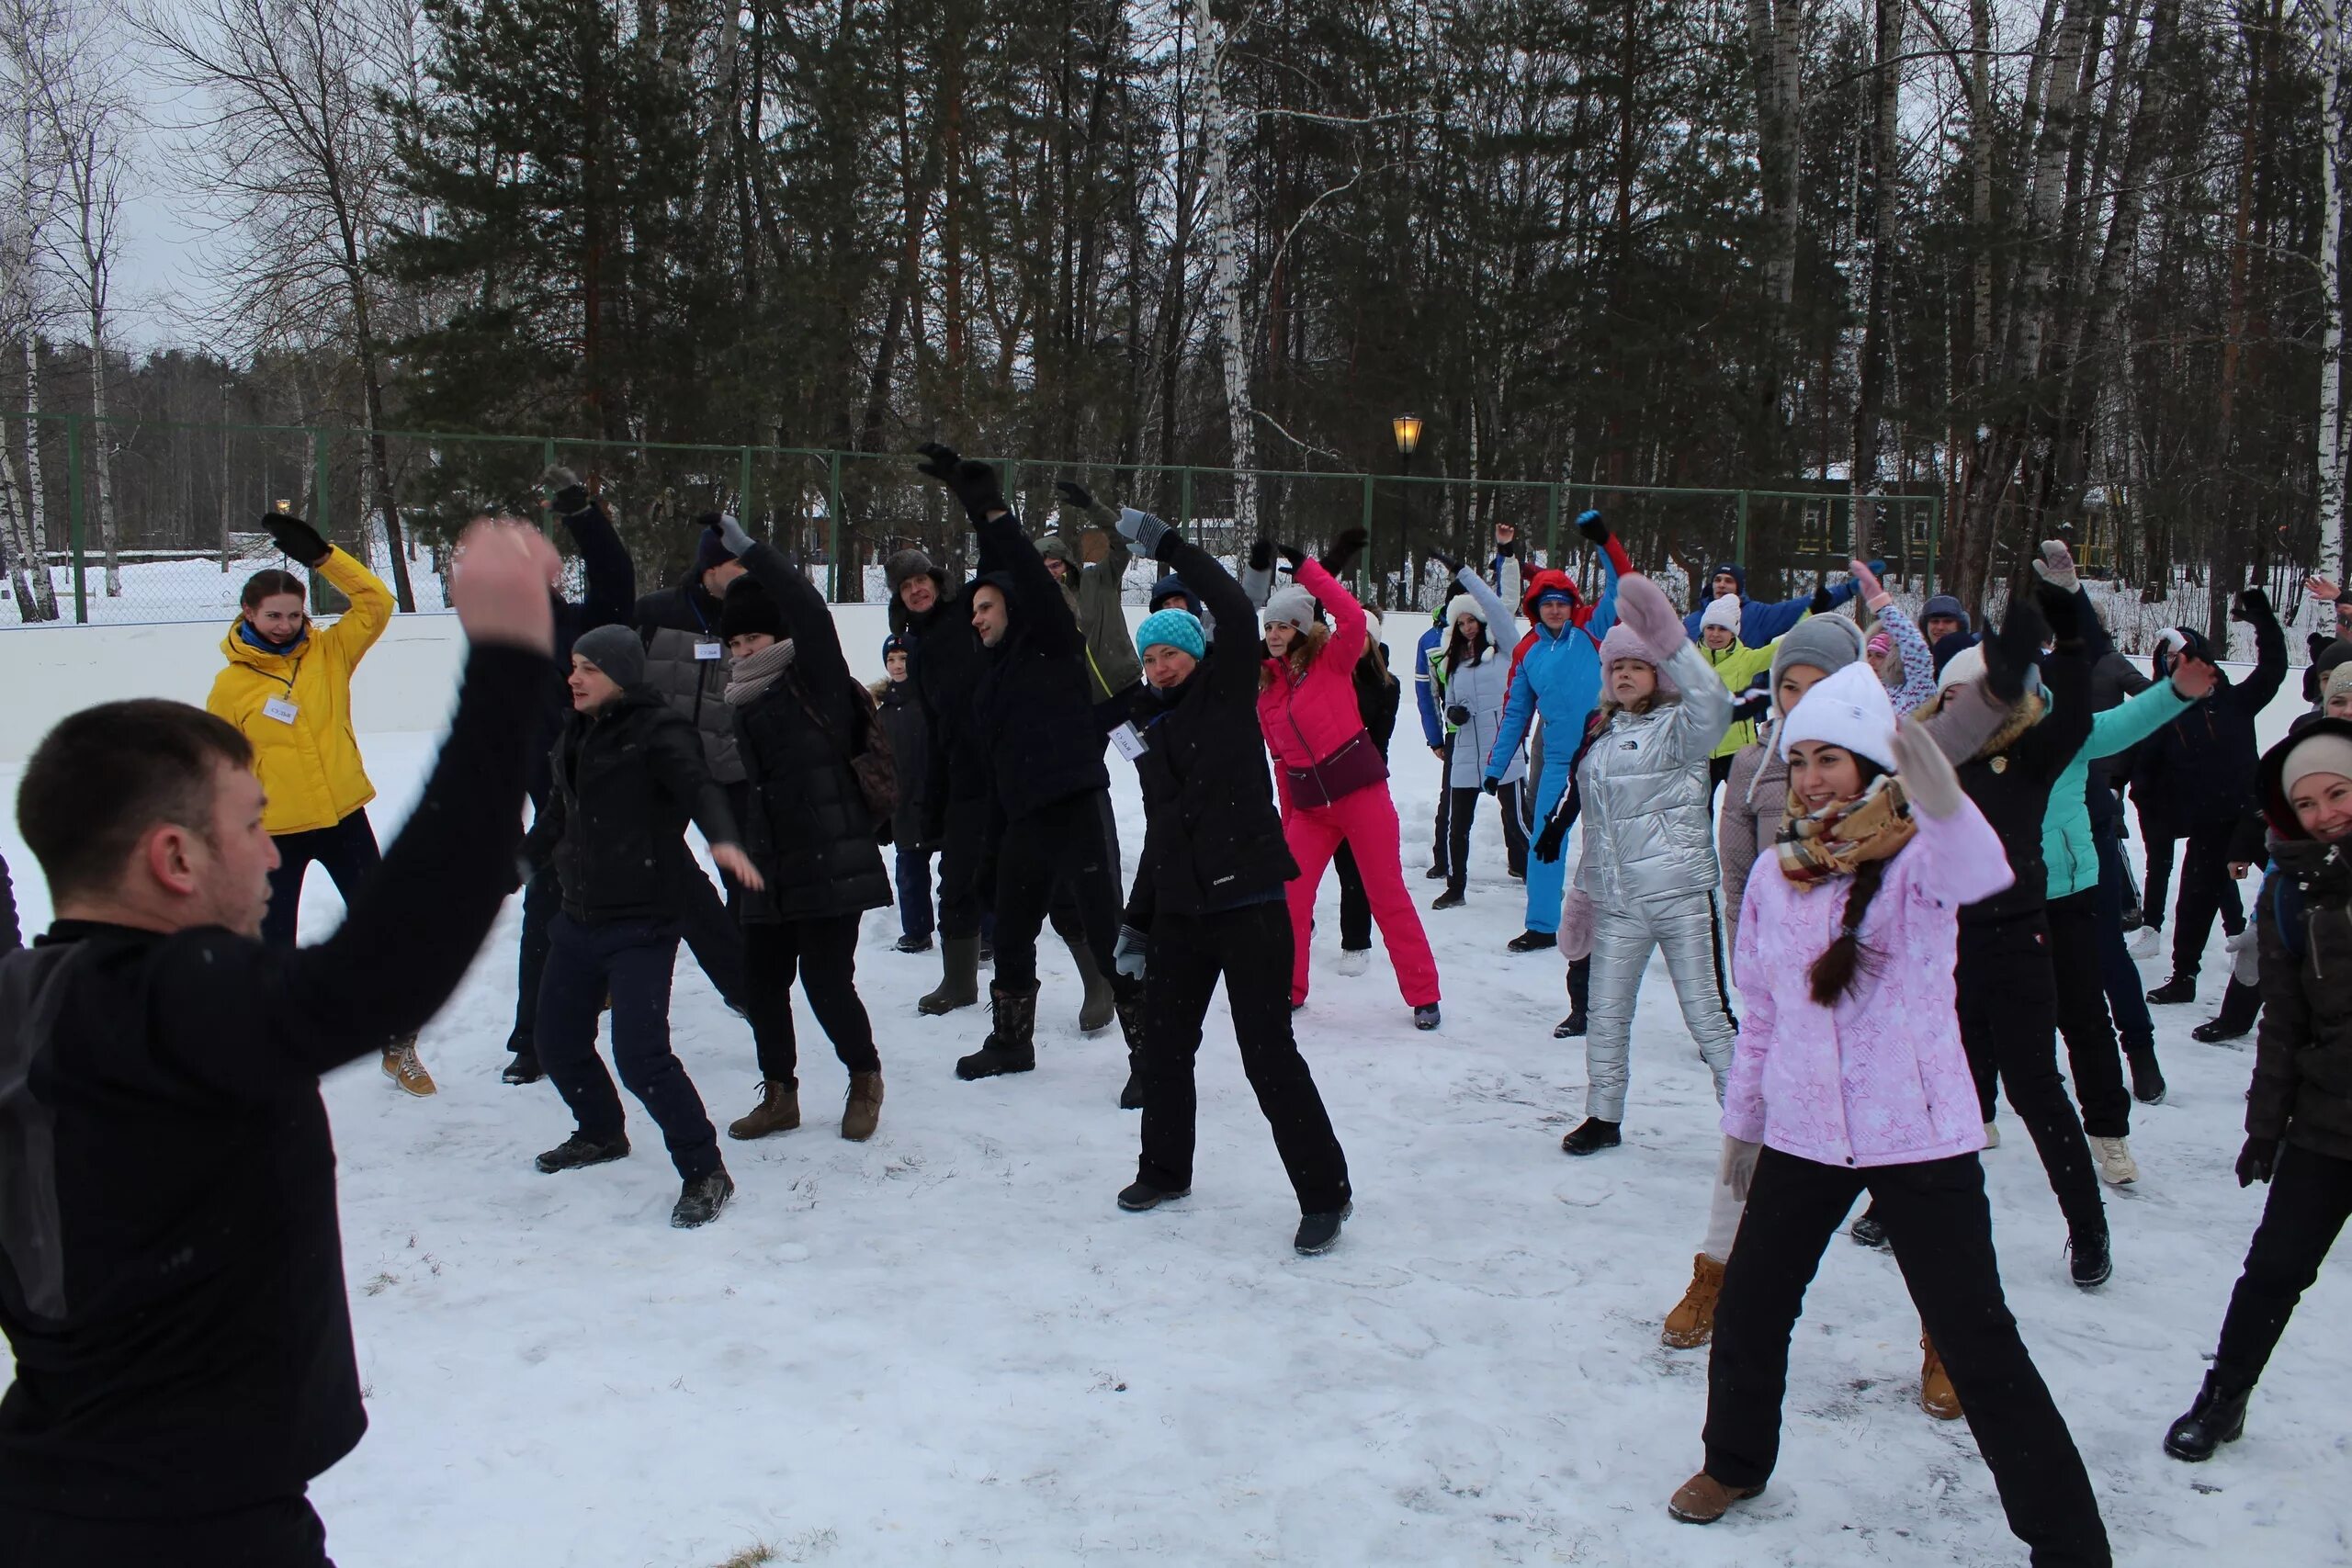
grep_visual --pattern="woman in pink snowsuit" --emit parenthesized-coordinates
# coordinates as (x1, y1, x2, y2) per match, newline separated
(1257, 552, 1442, 1028)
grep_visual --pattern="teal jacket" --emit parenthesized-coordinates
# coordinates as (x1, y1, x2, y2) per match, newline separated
(2041, 677, 2191, 899)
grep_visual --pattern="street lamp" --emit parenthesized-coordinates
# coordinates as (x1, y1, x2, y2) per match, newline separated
(1392, 415, 1423, 607)
(1392, 414, 1423, 469)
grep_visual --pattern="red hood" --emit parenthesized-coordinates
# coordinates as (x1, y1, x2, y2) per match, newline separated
(1518, 569, 1584, 621)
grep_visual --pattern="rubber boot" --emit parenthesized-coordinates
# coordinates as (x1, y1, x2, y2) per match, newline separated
(2192, 976, 2262, 1043)
(920, 935, 982, 1016)
(1114, 981, 1147, 1111)
(956, 985, 1038, 1079)
(1067, 937, 1116, 1034)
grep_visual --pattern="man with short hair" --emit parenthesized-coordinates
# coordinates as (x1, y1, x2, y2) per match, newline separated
(0, 520, 559, 1567)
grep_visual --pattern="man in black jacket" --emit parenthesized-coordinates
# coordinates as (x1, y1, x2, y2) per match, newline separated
(1114, 511, 1352, 1255)
(504, 469, 637, 1086)
(630, 516, 750, 1016)
(0, 520, 558, 1568)
(917, 443, 1133, 1082)
(876, 632, 935, 953)
(888, 545, 996, 1012)
(2143, 591, 2287, 1005)
(520, 623, 756, 1229)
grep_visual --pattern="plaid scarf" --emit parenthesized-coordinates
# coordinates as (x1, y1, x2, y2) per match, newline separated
(1775, 773, 1917, 886)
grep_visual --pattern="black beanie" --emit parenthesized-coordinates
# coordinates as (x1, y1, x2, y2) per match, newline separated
(719, 579, 785, 643)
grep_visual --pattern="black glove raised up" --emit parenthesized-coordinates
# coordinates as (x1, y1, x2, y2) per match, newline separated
(265, 513, 333, 568)
(2236, 1135, 2279, 1188)
(2033, 573, 2081, 643)
(1574, 509, 1610, 546)
(2232, 586, 2275, 624)
(1984, 594, 2051, 704)
(1248, 538, 1274, 574)
(914, 442, 1008, 521)
(541, 465, 591, 520)
(1319, 527, 1369, 578)
(1429, 549, 1468, 579)
(1054, 479, 1097, 513)
(1275, 542, 1309, 571)
(1808, 582, 1835, 616)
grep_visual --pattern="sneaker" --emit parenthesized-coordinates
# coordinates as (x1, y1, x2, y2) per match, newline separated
(2088, 1134, 2139, 1186)
(1334, 947, 1373, 977)
(535, 1132, 630, 1173)
(1412, 1003, 1441, 1030)
(2128, 926, 2164, 959)
(1851, 1210, 1889, 1249)
(502, 1051, 543, 1086)
(895, 933, 933, 954)
(1118, 1179, 1188, 1212)
(2069, 1227, 2113, 1289)
(2128, 1051, 2168, 1105)
(1294, 1201, 1352, 1255)
(1431, 887, 1466, 910)
(1560, 1116, 1622, 1156)
(1553, 1011, 1588, 1039)
(1667, 1472, 1763, 1525)
(2147, 975, 2199, 1005)
(1982, 1121, 2000, 1150)
(1506, 929, 1557, 953)
(671, 1169, 735, 1229)
(382, 1041, 436, 1097)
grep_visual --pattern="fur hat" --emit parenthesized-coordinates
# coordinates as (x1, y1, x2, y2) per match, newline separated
(718, 578, 784, 644)
(886, 548, 943, 599)
(1770, 614, 1867, 703)
(1136, 607, 1206, 661)
(1598, 624, 1679, 697)
(1446, 592, 1485, 627)
(571, 623, 646, 690)
(1700, 595, 1742, 635)
(1778, 660, 1899, 771)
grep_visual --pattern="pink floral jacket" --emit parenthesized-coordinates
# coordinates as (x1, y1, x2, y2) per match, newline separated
(1722, 796, 2015, 1168)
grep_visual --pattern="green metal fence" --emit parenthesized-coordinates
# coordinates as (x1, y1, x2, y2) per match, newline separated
(0, 411, 1942, 625)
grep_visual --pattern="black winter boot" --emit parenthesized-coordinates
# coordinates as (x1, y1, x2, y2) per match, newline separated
(2146, 974, 2199, 1005)
(2165, 1371, 2253, 1461)
(956, 985, 1039, 1080)
(1560, 1117, 1622, 1156)
(503, 1050, 543, 1086)
(1114, 984, 1147, 1111)
(1507, 928, 1558, 953)
(670, 1168, 735, 1229)
(2193, 977, 2262, 1043)
(1553, 957, 1592, 1038)
(2126, 1045, 2168, 1105)
(1294, 1201, 1352, 1255)
(921, 936, 983, 1016)
(1066, 937, 1117, 1034)
(535, 1132, 629, 1173)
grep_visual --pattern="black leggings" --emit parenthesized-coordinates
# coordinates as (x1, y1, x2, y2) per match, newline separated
(1957, 913, 2107, 1242)
(2211, 1141, 2352, 1388)
(1445, 783, 1527, 891)
(2046, 888, 2132, 1139)
(262, 808, 379, 948)
(1708, 1146, 2109, 1566)
(990, 790, 1121, 994)
(742, 913, 880, 1086)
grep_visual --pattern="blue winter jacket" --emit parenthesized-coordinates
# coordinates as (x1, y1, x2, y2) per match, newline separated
(1486, 551, 1623, 780)
(1680, 560, 1880, 649)
(1413, 617, 1447, 749)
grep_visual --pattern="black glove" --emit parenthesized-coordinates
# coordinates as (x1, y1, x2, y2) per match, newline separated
(1319, 527, 1369, 578)
(1574, 509, 1610, 545)
(1444, 704, 1470, 726)
(1808, 583, 1834, 616)
(914, 442, 1007, 519)
(1430, 550, 1467, 579)
(1481, 775, 1500, 796)
(2233, 586, 2275, 624)
(1054, 479, 1096, 513)
(1984, 595, 2051, 704)
(1275, 542, 1308, 571)
(1494, 536, 1521, 560)
(549, 484, 591, 519)
(2236, 1135, 2279, 1188)
(265, 513, 333, 568)
(1248, 538, 1274, 574)
(1532, 808, 1569, 863)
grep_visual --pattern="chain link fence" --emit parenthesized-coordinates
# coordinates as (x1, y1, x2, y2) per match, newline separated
(0, 411, 1942, 626)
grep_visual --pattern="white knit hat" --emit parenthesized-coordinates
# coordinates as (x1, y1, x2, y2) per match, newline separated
(1700, 595, 1742, 635)
(1262, 583, 1317, 630)
(2284, 733, 2352, 795)
(1778, 660, 1899, 770)
(1446, 592, 1484, 626)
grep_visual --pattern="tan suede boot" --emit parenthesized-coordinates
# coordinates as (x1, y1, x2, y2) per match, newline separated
(727, 1080, 801, 1140)
(1668, 1472, 1763, 1524)
(1661, 1253, 1726, 1349)
(842, 1072, 884, 1142)
(1920, 1332, 1962, 1420)
(381, 1039, 435, 1097)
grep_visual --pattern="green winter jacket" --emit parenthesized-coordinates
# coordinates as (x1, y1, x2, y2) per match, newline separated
(2041, 676, 2192, 900)
(1040, 525, 1141, 701)
(1700, 636, 1781, 759)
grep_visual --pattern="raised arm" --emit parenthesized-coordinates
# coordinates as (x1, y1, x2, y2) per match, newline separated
(1295, 557, 1365, 671)
(1145, 524, 1261, 701)
(561, 497, 636, 632)
(2231, 588, 2289, 715)
(311, 546, 395, 668)
(1455, 564, 1512, 634)
(736, 536, 849, 694)
(978, 507, 1083, 658)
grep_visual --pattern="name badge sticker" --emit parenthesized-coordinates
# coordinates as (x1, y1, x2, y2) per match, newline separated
(263, 696, 300, 724)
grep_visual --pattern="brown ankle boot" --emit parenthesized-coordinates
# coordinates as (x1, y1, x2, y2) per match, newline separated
(727, 1080, 800, 1140)
(842, 1072, 884, 1142)
(1661, 1252, 1726, 1348)
(1920, 1332, 1962, 1420)
(1668, 1472, 1763, 1524)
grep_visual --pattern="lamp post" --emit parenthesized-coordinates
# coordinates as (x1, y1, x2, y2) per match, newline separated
(1393, 414, 1422, 604)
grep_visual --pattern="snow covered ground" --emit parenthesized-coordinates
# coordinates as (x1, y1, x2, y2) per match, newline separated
(4, 677, 2350, 1567)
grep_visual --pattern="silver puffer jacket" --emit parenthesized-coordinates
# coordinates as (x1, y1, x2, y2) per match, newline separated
(1573, 640, 1733, 908)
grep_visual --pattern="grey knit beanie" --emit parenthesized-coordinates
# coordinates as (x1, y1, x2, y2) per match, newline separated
(572, 623, 647, 690)
(1262, 582, 1318, 631)
(1769, 614, 1866, 699)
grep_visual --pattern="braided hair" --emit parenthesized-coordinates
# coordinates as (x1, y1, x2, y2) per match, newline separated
(1804, 757, 1893, 1006)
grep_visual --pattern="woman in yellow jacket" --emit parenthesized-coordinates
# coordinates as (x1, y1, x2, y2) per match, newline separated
(1696, 595, 1782, 793)
(207, 512, 434, 1095)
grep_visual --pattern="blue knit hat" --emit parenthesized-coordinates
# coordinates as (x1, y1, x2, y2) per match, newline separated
(1136, 607, 1207, 661)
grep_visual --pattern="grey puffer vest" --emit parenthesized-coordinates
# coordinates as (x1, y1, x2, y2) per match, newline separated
(641, 624, 743, 785)
(1573, 640, 1733, 908)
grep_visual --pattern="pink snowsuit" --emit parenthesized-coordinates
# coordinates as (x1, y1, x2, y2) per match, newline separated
(1260, 560, 1442, 1010)
(1722, 795, 2015, 1167)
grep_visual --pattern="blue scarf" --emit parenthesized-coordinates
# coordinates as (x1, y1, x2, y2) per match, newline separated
(238, 621, 308, 657)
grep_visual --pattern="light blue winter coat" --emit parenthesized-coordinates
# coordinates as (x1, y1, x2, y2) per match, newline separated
(1486, 552, 1623, 780)
(2041, 676, 2192, 899)
(1430, 568, 1526, 788)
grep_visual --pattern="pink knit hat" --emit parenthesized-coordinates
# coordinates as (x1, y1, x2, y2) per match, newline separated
(1598, 623, 1679, 696)
(1866, 630, 1893, 658)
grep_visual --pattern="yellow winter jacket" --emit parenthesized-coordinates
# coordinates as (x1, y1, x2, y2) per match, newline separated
(206, 547, 394, 836)
(1702, 635, 1782, 759)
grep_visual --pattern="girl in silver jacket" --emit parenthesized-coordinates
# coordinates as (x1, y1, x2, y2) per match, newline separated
(1536, 573, 1736, 1156)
